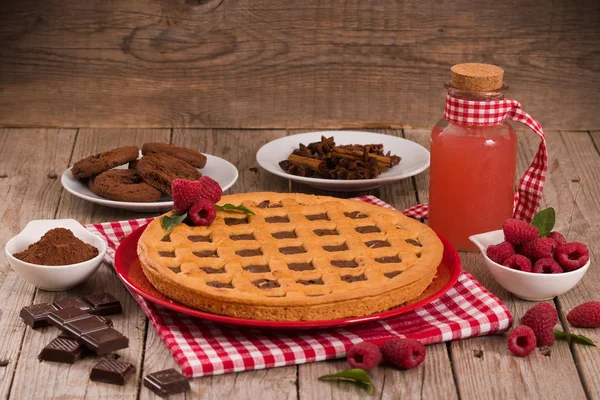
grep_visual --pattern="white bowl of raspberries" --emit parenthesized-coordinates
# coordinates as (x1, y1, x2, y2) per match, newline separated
(470, 210, 590, 301)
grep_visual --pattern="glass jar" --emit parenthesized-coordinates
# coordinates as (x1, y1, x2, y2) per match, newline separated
(429, 84, 517, 251)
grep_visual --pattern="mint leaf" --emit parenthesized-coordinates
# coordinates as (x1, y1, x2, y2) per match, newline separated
(215, 203, 255, 215)
(531, 207, 555, 237)
(318, 368, 374, 395)
(554, 330, 596, 347)
(161, 212, 187, 233)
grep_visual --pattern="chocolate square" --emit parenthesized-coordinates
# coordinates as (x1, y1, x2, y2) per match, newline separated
(48, 307, 90, 327)
(144, 368, 190, 397)
(20, 303, 55, 329)
(84, 293, 122, 316)
(83, 328, 129, 355)
(90, 357, 135, 385)
(64, 316, 110, 338)
(38, 336, 90, 364)
(52, 297, 91, 312)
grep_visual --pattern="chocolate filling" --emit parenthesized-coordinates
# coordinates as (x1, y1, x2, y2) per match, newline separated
(331, 260, 358, 268)
(161, 235, 171, 242)
(341, 274, 367, 283)
(201, 267, 225, 274)
(365, 240, 390, 248)
(355, 226, 380, 234)
(229, 234, 255, 241)
(188, 235, 211, 243)
(158, 251, 176, 258)
(236, 249, 263, 257)
(168, 266, 181, 273)
(288, 262, 315, 271)
(265, 216, 290, 223)
(257, 201, 283, 208)
(272, 231, 297, 239)
(207, 281, 233, 288)
(252, 279, 280, 289)
(193, 250, 217, 258)
(243, 265, 271, 273)
(405, 238, 422, 247)
(323, 243, 349, 252)
(384, 271, 402, 278)
(297, 278, 324, 286)
(305, 213, 329, 221)
(279, 246, 306, 255)
(344, 211, 368, 219)
(313, 229, 338, 236)
(225, 217, 248, 226)
(375, 256, 401, 263)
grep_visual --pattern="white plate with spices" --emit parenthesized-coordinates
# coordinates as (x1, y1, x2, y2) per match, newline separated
(61, 154, 238, 212)
(256, 131, 430, 191)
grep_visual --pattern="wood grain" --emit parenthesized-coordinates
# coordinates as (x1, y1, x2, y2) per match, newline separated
(0, 128, 76, 399)
(543, 131, 600, 400)
(408, 129, 589, 399)
(141, 128, 298, 400)
(8, 129, 170, 400)
(0, 0, 598, 129)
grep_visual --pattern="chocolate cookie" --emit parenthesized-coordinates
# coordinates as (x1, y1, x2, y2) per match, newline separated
(142, 143, 207, 169)
(135, 153, 201, 196)
(72, 147, 139, 179)
(89, 170, 162, 203)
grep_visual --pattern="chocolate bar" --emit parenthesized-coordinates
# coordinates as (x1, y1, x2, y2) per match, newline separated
(144, 369, 190, 397)
(20, 303, 56, 329)
(48, 307, 128, 355)
(38, 335, 90, 364)
(90, 356, 135, 385)
(52, 292, 122, 316)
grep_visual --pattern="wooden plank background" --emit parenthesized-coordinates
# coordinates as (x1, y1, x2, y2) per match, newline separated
(0, 0, 599, 130)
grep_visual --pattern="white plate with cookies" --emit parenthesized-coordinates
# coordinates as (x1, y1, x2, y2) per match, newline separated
(256, 131, 430, 191)
(62, 151, 238, 213)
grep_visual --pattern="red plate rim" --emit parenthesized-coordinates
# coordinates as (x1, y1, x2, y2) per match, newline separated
(114, 223, 462, 330)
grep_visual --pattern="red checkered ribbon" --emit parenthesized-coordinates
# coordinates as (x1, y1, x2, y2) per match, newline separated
(86, 196, 512, 378)
(403, 94, 548, 222)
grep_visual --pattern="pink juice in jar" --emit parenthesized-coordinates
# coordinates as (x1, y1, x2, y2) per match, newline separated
(428, 63, 518, 251)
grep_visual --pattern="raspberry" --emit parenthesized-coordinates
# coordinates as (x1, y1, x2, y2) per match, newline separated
(188, 199, 217, 227)
(503, 218, 539, 246)
(195, 176, 223, 203)
(518, 240, 535, 260)
(547, 231, 567, 246)
(555, 242, 590, 272)
(532, 258, 563, 274)
(486, 241, 515, 265)
(502, 255, 532, 272)
(567, 302, 600, 328)
(346, 342, 382, 370)
(507, 326, 537, 357)
(520, 303, 558, 347)
(380, 338, 426, 370)
(171, 177, 223, 214)
(530, 237, 558, 260)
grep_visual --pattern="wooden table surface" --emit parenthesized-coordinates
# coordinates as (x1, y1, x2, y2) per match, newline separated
(0, 128, 598, 400)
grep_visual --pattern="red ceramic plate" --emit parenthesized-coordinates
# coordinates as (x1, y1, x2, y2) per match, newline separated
(114, 224, 461, 330)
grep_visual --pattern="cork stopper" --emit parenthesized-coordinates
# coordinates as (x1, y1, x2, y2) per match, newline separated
(450, 63, 504, 91)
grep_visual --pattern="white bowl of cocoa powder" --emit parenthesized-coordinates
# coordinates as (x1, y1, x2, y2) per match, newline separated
(5, 219, 107, 291)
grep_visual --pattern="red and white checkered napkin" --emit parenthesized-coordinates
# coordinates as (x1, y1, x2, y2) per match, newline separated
(86, 196, 513, 378)
(404, 94, 548, 223)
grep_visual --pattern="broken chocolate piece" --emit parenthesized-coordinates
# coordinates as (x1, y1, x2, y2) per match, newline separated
(38, 336, 91, 364)
(144, 368, 190, 397)
(53, 297, 92, 312)
(90, 357, 135, 385)
(83, 293, 122, 316)
(20, 303, 56, 329)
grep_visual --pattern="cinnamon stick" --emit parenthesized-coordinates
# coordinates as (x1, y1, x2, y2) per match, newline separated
(288, 154, 327, 172)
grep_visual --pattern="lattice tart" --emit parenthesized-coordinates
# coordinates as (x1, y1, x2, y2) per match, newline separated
(138, 193, 444, 321)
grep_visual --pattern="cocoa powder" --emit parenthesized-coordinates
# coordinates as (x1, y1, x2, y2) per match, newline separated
(14, 228, 99, 266)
